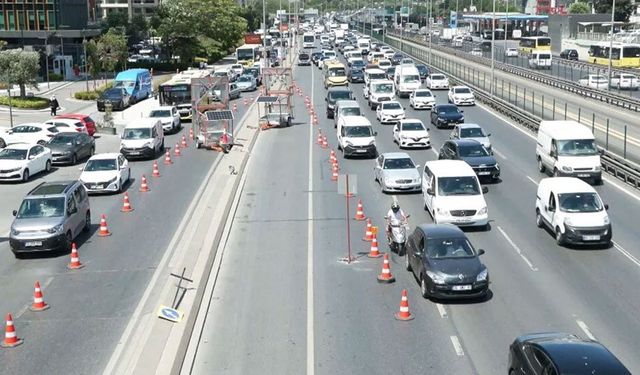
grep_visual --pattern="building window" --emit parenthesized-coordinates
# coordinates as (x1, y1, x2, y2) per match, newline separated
(28, 10, 35, 30)
(0, 13, 5, 31)
(17, 10, 25, 30)
(47, 10, 55, 28)
(8, 12, 15, 30)
(38, 11, 46, 29)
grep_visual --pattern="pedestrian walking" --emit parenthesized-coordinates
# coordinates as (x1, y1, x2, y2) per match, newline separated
(50, 96, 59, 116)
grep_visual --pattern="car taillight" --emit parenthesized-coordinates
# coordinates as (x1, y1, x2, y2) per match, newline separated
(76, 128, 82, 132)
(47, 134, 54, 137)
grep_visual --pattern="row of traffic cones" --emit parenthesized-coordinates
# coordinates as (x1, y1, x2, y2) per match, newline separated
(1, 279, 53, 347)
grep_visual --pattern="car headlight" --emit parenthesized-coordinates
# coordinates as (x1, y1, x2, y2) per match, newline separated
(345, 141, 353, 146)
(106, 176, 118, 186)
(5, 167, 22, 173)
(495, 163, 500, 170)
(594, 165, 601, 172)
(384, 177, 393, 184)
(561, 165, 573, 172)
(478, 206, 488, 215)
(460, 116, 464, 121)
(11, 228, 20, 236)
(436, 207, 449, 216)
(46, 224, 64, 234)
(426, 270, 446, 285)
(368, 140, 376, 146)
(143, 142, 153, 148)
(476, 268, 488, 282)
(564, 217, 574, 226)
(603, 216, 610, 225)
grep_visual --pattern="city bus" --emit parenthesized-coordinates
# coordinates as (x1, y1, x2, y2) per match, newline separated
(236, 44, 262, 67)
(303, 32, 315, 48)
(158, 69, 212, 121)
(518, 36, 551, 55)
(588, 42, 640, 68)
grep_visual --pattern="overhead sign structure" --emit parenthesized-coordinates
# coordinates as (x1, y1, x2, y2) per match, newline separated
(157, 305, 183, 323)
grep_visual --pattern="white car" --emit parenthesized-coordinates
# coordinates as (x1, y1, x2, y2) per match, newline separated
(504, 48, 518, 57)
(426, 74, 449, 90)
(148, 106, 181, 133)
(0, 143, 52, 182)
(377, 59, 392, 70)
(80, 153, 131, 194)
(578, 74, 608, 90)
(376, 101, 406, 124)
(0, 123, 59, 148)
(610, 73, 640, 90)
(230, 64, 244, 79)
(383, 49, 395, 59)
(374, 152, 422, 193)
(409, 89, 436, 110)
(393, 119, 431, 148)
(448, 86, 476, 106)
(470, 48, 483, 57)
(44, 119, 89, 134)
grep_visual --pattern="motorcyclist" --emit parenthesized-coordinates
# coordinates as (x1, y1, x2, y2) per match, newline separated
(386, 202, 408, 240)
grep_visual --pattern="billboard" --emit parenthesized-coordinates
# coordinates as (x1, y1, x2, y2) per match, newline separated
(449, 11, 457, 28)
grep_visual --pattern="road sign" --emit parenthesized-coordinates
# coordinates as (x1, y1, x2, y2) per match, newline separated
(157, 305, 183, 323)
(337, 174, 357, 196)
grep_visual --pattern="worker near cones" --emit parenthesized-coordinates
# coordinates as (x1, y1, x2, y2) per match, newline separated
(385, 202, 410, 255)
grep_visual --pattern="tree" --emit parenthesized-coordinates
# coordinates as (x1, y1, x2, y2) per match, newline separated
(568, 1, 591, 14)
(128, 14, 149, 44)
(85, 39, 102, 89)
(0, 49, 40, 98)
(0, 40, 6, 50)
(97, 28, 128, 76)
(595, 0, 635, 22)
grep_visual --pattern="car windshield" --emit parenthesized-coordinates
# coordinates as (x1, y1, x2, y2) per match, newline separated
(417, 65, 428, 74)
(0, 148, 27, 160)
(384, 157, 415, 169)
(383, 103, 402, 110)
(148, 110, 171, 118)
(84, 158, 117, 171)
(415, 91, 432, 98)
(352, 60, 365, 68)
(403, 75, 420, 83)
(345, 126, 372, 137)
(431, 75, 446, 81)
(330, 91, 351, 100)
(556, 139, 598, 156)
(48, 134, 79, 145)
(370, 73, 386, 80)
(427, 237, 476, 258)
(460, 127, 485, 138)
(455, 87, 472, 94)
(299, 53, 310, 59)
(17, 197, 65, 218)
(558, 192, 603, 213)
(114, 80, 135, 89)
(402, 122, 425, 131)
(437, 176, 481, 196)
(329, 68, 346, 76)
(459, 144, 489, 157)
(373, 83, 393, 93)
(438, 106, 459, 114)
(103, 89, 123, 98)
(122, 128, 151, 139)
(341, 108, 361, 116)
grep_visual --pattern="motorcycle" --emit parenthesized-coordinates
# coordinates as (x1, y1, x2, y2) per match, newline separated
(386, 214, 410, 256)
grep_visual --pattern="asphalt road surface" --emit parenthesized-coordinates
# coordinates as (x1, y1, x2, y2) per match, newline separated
(186, 44, 640, 374)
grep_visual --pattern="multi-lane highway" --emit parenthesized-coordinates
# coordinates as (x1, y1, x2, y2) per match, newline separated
(182, 39, 640, 374)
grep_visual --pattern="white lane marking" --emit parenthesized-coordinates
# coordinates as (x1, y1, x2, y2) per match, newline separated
(492, 147, 507, 160)
(613, 241, 640, 269)
(450, 335, 465, 356)
(576, 319, 597, 340)
(497, 226, 539, 272)
(307, 59, 315, 375)
(431, 147, 439, 156)
(526, 175, 539, 186)
(436, 303, 447, 318)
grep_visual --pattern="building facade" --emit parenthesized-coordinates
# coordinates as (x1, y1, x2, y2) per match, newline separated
(98, 0, 160, 19)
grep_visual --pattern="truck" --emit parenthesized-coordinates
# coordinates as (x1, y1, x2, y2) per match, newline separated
(340, 23, 349, 31)
(441, 28, 456, 41)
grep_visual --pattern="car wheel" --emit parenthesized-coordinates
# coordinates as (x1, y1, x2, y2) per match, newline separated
(553, 168, 560, 177)
(555, 227, 565, 246)
(83, 211, 91, 233)
(405, 253, 412, 271)
(537, 158, 545, 173)
(65, 231, 73, 251)
(71, 153, 77, 165)
(535, 209, 544, 228)
(45, 160, 51, 173)
(22, 169, 30, 182)
(420, 275, 429, 298)
(0, 138, 5, 148)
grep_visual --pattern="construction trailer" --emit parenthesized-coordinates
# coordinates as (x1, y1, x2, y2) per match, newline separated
(190, 75, 235, 153)
(258, 66, 295, 130)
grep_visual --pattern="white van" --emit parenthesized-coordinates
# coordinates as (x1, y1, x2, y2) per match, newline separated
(394, 65, 422, 97)
(535, 120, 602, 184)
(120, 118, 164, 159)
(334, 100, 362, 128)
(367, 79, 396, 109)
(421, 160, 489, 228)
(364, 68, 387, 86)
(535, 177, 611, 246)
(357, 38, 370, 54)
(529, 51, 552, 69)
(336, 115, 378, 158)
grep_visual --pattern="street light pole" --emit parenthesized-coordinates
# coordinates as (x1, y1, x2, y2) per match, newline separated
(429, 0, 433, 64)
(263, 0, 267, 70)
(490, 0, 496, 95)
(607, 0, 616, 90)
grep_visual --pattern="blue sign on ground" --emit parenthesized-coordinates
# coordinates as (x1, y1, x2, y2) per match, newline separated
(157, 305, 183, 323)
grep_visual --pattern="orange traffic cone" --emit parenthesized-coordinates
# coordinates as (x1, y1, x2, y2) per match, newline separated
(68, 243, 84, 269)
(152, 161, 161, 177)
(181, 135, 188, 148)
(98, 214, 111, 237)
(331, 164, 339, 182)
(354, 199, 366, 220)
(189, 128, 194, 140)
(321, 136, 328, 149)
(377, 254, 396, 283)
(233, 103, 238, 113)
(29, 281, 50, 311)
(363, 218, 373, 241)
(139, 175, 150, 192)
(368, 236, 382, 258)
(120, 192, 134, 212)
(243, 98, 248, 106)
(305, 95, 310, 103)
(329, 149, 336, 163)
(313, 116, 319, 125)
(395, 289, 415, 321)
(1, 314, 22, 348)
(174, 144, 181, 157)
(163, 150, 173, 165)
(317, 130, 323, 145)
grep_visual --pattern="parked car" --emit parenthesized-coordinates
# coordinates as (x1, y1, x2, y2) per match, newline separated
(79, 153, 131, 194)
(450, 123, 492, 152)
(54, 114, 97, 136)
(373, 152, 421, 193)
(409, 89, 436, 110)
(9, 180, 91, 257)
(47, 132, 95, 165)
(147, 106, 181, 134)
(44, 118, 89, 135)
(430, 104, 464, 128)
(405, 224, 489, 299)
(97, 88, 132, 111)
(235, 74, 258, 92)
(438, 139, 500, 181)
(559, 48, 579, 60)
(0, 123, 59, 147)
(509, 332, 630, 374)
(0, 143, 52, 182)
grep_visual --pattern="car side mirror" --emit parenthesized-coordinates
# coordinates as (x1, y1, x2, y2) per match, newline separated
(7, 130, 13, 134)
(67, 207, 77, 216)
(482, 186, 489, 194)
(478, 249, 486, 256)
(426, 187, 435, 195)
(28, 155, 35, 160)
(487, 133, 492, 137)
(373, 131, 378, 136)
(12, 210, 17, 217)
(550, 150, 557, 158)
(415, 164, 421, 169)
(460, 110, 464, 113)
(604, 203, 609, 210)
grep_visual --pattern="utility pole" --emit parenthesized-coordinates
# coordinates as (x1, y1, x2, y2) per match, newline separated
(83, 32, 89, 92)
(607, 0, 616, 90)
(490, 0, 496, 95)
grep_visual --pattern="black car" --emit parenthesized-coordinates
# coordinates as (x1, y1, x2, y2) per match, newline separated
(416, 64, 430, 81)
(97, 88, 131, 111)
(325, 87, 354, 118)
(560, 48, 579, 60)
(430, 104, 464, 128)
(46, 132, 95, 165)
(298, 52, 311, 65)
(509, 332, 631, 375)
(385, 66, 396, 81)
(405, 224, 489, 299)
(348, 68, 364, 83)
(351, 59, 366, 71)
(311, 51, 323, 65)
(438, 139, 500, 181)
(391, 52, 405, 65)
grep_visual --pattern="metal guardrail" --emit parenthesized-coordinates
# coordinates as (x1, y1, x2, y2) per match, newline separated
(389, 32, 640, 113)
(380, 32, 640, 190)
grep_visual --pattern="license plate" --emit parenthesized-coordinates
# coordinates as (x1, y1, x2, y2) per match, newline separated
(583, 235, 600, 241)
(129, 151, 141, 155)
(577, 174, 590, 178)
(452, 285, 472, 291)
(478, 172, 491, 175)
(91, 184, 101, 189)
(355, 149, 367, 153)
(25, 241, 42, 247)
(456, 218, 472, 223)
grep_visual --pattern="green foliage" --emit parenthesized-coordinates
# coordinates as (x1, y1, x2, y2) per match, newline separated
(48, 73, 63, 82)
(568, 1, 591, 14)
(0, 49, 41, 98)
(0, 40, 6, 50)
(97, 28, 128, 74)
(102, 12, 129, 33)
(127, 61, 190, 72)
(128, 14, 149, 43)
(594, 0, 635, 22)
(74, 82, 113, 100)
(85, 39, 101, 79)
(239, 5, 262, 32)
(0, 96, 50, 109)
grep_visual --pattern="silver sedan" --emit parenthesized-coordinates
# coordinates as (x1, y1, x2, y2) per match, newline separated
(373, 152, 422, 193)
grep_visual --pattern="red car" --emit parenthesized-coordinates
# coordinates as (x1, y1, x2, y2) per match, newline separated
(55, 113, 97, 136)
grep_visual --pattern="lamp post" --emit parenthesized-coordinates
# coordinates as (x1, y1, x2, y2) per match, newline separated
(82, 30, 89, 92)
(607, 0, 616, 90)
(428, 0, 433, 64)
(263, 0, 267, 70)
(490, 0, 496, 95)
